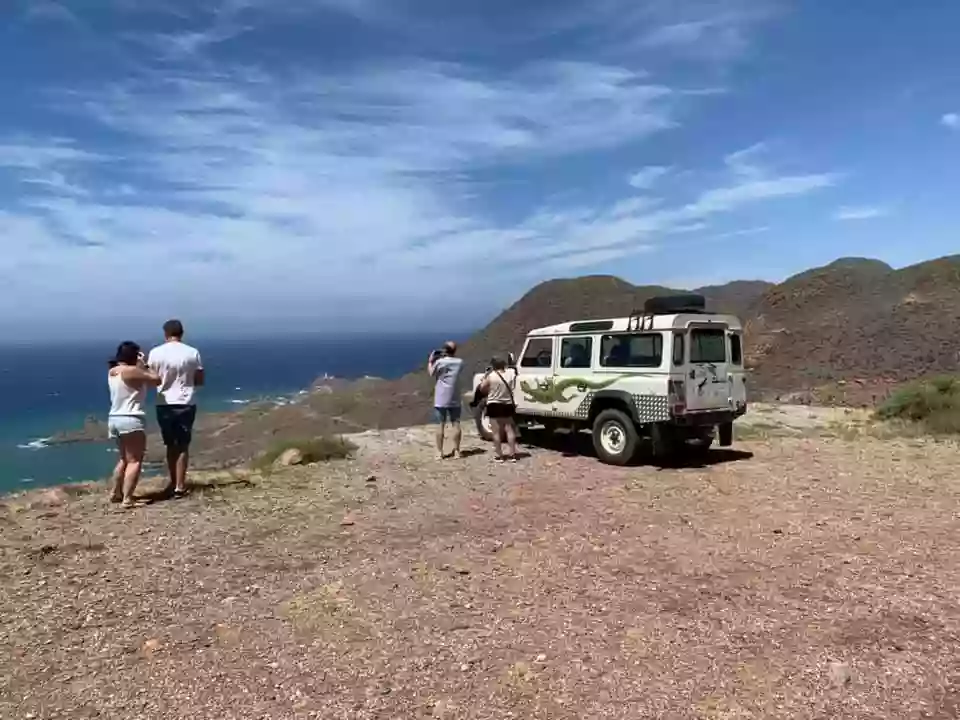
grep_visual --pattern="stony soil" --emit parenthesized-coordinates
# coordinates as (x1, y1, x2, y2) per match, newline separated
(3, 411, 960, 719)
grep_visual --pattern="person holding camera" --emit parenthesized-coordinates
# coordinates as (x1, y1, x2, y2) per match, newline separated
(428, 340, 464, 459)
(107, 341, 161, 508)
(477, 356, 518, 463)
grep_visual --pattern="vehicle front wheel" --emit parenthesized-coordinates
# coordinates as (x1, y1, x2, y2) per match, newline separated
(592, 409, 639, 466)
(474, 401, 494, 441)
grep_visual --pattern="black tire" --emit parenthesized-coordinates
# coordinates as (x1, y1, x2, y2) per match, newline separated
(718, 421, 733, 447)
(592, 409, 639, 466)
(474, 401, 494, 442)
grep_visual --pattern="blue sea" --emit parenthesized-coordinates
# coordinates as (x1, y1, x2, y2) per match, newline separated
(0, 333, 458, 493)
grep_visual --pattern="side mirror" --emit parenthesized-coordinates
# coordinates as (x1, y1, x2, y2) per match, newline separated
(507, 352, 516, 367)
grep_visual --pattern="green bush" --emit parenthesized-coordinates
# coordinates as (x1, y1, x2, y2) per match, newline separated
(253, 436, 357, 470)
(876, 375, 960, 434)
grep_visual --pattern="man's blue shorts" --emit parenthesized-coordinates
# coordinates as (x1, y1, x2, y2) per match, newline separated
(433, 406, 462, 424)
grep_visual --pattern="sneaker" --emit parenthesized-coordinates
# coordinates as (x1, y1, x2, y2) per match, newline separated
(506, 455, 517, 463)
(492, 456, 504, 464)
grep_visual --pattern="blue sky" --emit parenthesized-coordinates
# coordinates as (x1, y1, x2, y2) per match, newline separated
(1, 0, 959, 339)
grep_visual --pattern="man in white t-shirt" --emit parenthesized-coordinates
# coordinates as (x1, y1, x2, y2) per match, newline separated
(147, 319, 205, 497)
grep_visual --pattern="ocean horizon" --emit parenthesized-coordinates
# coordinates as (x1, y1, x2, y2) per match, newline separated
(0, 332, 462, 493)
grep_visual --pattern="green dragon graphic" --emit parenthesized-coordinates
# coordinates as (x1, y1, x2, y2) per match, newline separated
(520, 376, 626, 404)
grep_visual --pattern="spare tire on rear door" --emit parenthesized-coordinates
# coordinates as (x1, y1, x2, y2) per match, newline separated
(644, 294, 706, 315)
(474, 400, 495, 441)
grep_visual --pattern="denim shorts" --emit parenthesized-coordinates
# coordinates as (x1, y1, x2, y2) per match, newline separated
(433, 406, 462, 424)
(108, 415, 146, 439)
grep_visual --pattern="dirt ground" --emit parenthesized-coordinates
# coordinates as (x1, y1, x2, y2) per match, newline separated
(2, 408, 960, 719)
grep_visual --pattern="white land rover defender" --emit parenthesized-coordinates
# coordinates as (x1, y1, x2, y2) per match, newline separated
(466, 294, 748, 466)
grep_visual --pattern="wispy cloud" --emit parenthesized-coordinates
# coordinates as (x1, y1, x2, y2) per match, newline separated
(627, 165, 671, 189)
(724, 142, 769, 179)
(708, 226, 770, 241)
(22, 0, 81, 25)
(942, 113, 960, 130)
(636, 0, 780, 61)
(0, 140, 100, 170)
(832, 205, 890, 221)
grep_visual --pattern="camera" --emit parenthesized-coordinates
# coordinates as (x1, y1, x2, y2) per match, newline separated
(430, 348, 447, 360)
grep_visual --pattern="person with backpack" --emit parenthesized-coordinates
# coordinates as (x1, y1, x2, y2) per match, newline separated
(478, 356, 518, 463)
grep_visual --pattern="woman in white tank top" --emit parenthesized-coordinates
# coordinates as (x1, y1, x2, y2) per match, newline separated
(107, 342, 160, 508)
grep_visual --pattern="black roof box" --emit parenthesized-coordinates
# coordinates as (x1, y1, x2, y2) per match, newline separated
(643, 294, 707, 315)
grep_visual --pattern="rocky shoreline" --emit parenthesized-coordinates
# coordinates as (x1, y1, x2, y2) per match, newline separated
(46, 416, 109, 446)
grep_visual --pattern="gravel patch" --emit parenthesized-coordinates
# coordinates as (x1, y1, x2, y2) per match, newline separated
(2, 426, 960, 718)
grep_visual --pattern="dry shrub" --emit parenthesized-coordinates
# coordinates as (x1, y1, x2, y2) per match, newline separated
(252, 436, 356, 470)
(876, 375, 960, 434)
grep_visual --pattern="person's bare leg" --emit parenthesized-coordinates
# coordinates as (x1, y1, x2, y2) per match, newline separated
(435, 414, 446, 458)
(165, 446, 178, 492)
(505, 419, 518, 460)
(121, 432, 146, 506)
(490, 417, 503, 460)
(109, 443, 125, 503)
(174, 448, 189, 493)
(451, 420, 462, 458)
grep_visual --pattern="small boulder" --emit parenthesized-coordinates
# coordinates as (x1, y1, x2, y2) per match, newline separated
(141, 638, 162, 657)
(274, 448, 304, 467)
(28, 488, 69, 510)
(828, 661, 852, 688)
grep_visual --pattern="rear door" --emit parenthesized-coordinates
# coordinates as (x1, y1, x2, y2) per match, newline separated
(685, 325, 731, 412)
(727, 330, 747, 408)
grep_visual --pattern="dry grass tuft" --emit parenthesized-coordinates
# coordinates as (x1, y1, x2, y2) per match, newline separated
(252, 436, 357, 471)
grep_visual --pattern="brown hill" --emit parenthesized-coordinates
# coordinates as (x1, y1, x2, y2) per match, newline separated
(747, 255, 960, 400)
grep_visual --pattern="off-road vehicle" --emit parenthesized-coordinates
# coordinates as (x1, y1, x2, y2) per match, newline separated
(466, 294, 748, 465)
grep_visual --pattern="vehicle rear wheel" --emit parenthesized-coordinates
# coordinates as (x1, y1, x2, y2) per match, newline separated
(718, 421, 733, 447)
(592, 409, 639, 466)
(475, 401, 494, 442)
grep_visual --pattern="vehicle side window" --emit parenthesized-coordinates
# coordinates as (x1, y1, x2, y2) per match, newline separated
(600, 333, 663, 368)
(560, 337, 592, 369)
(730, 333, 743, 365)
(520, 337, 553, 368)
(672, 333, 685, 366)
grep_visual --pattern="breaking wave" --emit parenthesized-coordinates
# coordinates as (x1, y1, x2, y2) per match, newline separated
(17, 438, 50, 451)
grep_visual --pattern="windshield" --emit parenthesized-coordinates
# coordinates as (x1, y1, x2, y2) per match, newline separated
(690, 328, 727, 364)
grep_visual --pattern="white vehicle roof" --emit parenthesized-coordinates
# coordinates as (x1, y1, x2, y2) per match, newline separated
(527, 313, 743, 337)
